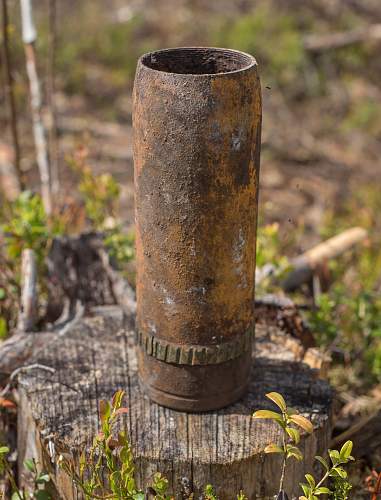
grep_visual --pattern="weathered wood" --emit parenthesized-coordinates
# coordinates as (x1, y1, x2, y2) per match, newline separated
(17, 306, 331, 499)
(46, 233, 118, 321)
(0, 233, 134, 376)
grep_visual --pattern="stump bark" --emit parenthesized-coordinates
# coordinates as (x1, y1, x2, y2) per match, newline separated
(17, 304, 331, 499)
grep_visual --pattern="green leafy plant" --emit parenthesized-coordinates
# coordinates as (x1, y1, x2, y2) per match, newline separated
(0, 446, 51, 499)
(1, 191, 50, 265)
(299, 441, 354, 500)
(204, 484, 247, 500)
(58, 390, 171, 499)
(253, 392, 354, 500)
(204, 484, 217, 500)
(68, 148, 135, 267)
(253, 392, 313, 494)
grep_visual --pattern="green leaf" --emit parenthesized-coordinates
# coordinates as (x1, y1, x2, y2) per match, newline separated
(334, 467, 347, 479)
(289, 414, 313, 434)
(340, 440, 353, 460)
(112, 390, 125, 410)
(286, 426, 300, 444)
(286, 445, 303, 461)
(36, 473, 50, 483)
(0, 446, 10, 454)
(264, 444, 284, 454)
(253, 410, 283, 422)
(328, 449, 340, 464)
(266, 392, 287, 412)
(152, 472, 169, 494)
(305, 474, 315, 488)
(24, 458, 36, 473)
(315, 455, 329, 470)
(0, 317, 7, 339)
(314, 487, 331, 495)
(300, 483, 310, 497)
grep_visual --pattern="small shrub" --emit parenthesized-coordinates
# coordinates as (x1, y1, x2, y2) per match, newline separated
(68, 147, 135, 267)
(253, 392, 354, 499)
(1, 191, 50, 265)
(58, 390, 171, 499)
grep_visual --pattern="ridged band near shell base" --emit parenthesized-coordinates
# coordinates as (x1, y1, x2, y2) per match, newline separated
(137, 327, 254, 366)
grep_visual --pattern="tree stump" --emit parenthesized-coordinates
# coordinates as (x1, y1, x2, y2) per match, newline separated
(17, 304, 331, 499)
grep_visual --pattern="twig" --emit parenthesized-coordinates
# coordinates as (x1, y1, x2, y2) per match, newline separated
(21, 0, 52, 215)
(283, 227, 368, 292)
(1, 0, 24, 190)
(304, 24, 381, 52)
(0, 363, 55, 397)
(279, 433, 287, 493)
(47, 0, 59, 195)
(17, 248, 38, 331)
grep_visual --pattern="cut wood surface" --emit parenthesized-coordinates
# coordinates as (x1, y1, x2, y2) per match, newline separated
(18, 305, 332, 499)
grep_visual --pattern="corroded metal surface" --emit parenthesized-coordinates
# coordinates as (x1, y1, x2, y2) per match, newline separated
(136, 326, 253, 365)
(133, 47, 262, 411)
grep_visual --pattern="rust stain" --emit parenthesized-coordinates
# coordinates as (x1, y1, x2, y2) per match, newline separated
(133, 47, 262, 411)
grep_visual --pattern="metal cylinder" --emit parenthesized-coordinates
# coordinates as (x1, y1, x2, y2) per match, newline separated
(133, 47, 261, 411)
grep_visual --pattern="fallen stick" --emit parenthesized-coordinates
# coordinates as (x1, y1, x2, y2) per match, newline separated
(304, 24, 381, 52)
(17, 249, 37, 332)
(282, 227, 368, 292)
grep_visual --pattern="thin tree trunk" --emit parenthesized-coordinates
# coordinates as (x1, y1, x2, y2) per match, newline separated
(47, 0, 59, 194)
(1, 0, 25, 190)
(20, 0, 52, 215)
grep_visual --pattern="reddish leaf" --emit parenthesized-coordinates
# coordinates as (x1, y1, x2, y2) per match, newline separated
(0, 397, 16, 409)
(115, 407, 129, 416)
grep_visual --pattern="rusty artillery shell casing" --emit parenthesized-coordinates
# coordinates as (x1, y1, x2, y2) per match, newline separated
(133, 47, 262, 411)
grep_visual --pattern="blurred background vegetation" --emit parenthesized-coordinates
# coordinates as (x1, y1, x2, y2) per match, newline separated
(0, 0, 381, 495)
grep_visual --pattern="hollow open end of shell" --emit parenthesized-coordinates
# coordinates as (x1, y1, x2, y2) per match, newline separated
(140, 47, 256, 76)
